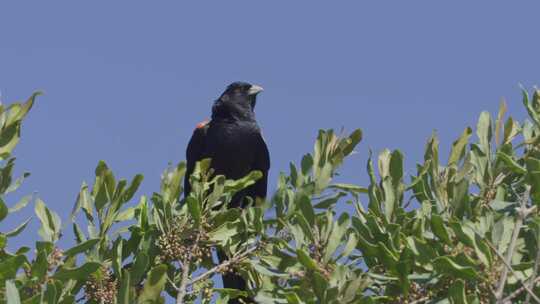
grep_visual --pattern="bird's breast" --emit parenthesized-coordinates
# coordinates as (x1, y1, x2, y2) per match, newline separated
(204, 122, 260, 179)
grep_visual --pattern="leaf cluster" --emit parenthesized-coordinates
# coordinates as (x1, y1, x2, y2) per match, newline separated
(2, 90, 540, 303)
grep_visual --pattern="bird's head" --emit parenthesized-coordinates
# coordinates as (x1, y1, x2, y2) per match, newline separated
(212, 82, 264, 121)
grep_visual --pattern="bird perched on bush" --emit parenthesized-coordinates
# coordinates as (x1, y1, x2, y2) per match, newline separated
(184, 81, 270, 302)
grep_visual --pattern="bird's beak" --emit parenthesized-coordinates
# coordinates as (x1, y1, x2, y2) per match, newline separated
(248, 85, 264, 96)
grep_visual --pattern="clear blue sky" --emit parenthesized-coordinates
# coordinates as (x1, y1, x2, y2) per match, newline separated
(2, 0, 540, 267)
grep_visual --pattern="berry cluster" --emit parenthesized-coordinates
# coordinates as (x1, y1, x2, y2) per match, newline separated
(157, 218, 212, 263)
(192, 279, 214, 302)
(47, 247, 64, 271)
(308, 243, 332, 279)
(276, 228, 292, 241)
(84, 268, 117, 303)
(216, 263, 236, 275)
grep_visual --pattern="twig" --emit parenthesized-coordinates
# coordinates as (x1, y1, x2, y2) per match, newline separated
(503, 276, 540, 303)
(189, 245, 258, 286)
(409, 296, 430, 304)
(526, 223, 540, 303)
(495, 186, 531, 303)
(486, 240, 540, 303)
(176, 233, 201, 304)
(167, 276, 179, 291)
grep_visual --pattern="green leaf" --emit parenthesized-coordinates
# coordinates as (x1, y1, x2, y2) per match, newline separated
(313, 192, 347, 209)
(433, 257, 477, 279)
(377, 242, 399, 271)
(289, 162, 300, 188)
(0, 197, 7, 221)
(340, 232, 358, 258)
(130, 252, 149, 284)
(495, 99, 507, 146)
(390, 150, 404, 185)
(449, 127, 472, 165)
(44, 282, 57, 304)
(492, 215, 513, 251)
(5, 280, 21, 304)
(186, 196, 201, 224)
(297, 249, 319, 271)
(216, 294, 231, 304)
(378, 149, 391, 178)
(138, 264, 168, 303)
(53, 262, 101, 281)
(497, 151, 526, 175)
(0, 234, 5, 249)
(0, 159, 15, 193)
(528, 217, 540, 244)
(93, 161, 112, 212)
(503, 116, 520, 145)
(312, 271, 328, 300)
(72, 222, 86, 243)
(297, 193, 315, 226)
(477, 111, 492, 155)
(282, 292, 304, 304)
(8, 194, 32, 213)
(0, 123, 21, 158)
(328, 183, 368, 193)
(224, 170, 263, 193)
(31, 248, 49, 279)
(5, 217, 31, 238)
(215, 288, 248, 300)
(5, 172, 30, 195)
(324, 213, 350, 262)
(342, 129, 363, 157)
(301, 153, 314, 175)
(250, 260, 288, 277)
(0, 255, 27, 281)
(293, 212, 315, 244)
(6, 92, 40, 126)
(526, 158, 540, 204)
(35, 198, 61, 242)
(382, 177, 396, 222)
(431, 214, 451, 245)
(289, 221, 306, 248)
(448, 279, 468, 304)
(116, 207, 135, 222)
(122, 174, 143, 203)
(72, 182, 93, 222)
(112, 238, 123, 279)
(118, 269, 132, 304)
(63, 238, 99, 257)
(522, 88, 540, 127)
(315, 163, 333, 193)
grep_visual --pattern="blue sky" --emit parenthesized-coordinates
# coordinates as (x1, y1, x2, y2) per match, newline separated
(2, 0, 540, 279)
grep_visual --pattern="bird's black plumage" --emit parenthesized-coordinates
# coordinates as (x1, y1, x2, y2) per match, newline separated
(184, 82, 270, 302)
(184, 81, 270, 207)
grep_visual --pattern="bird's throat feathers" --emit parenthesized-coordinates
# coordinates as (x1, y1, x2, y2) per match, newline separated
(211, 97, 256, 122)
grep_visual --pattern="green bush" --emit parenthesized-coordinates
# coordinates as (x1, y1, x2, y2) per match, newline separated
(2, 89, 540, 303)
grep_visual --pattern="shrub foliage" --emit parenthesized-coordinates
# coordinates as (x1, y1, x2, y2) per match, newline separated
(2, 90, 540, 303)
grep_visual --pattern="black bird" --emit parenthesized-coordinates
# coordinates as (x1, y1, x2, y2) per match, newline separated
(184, 81, 270, 302)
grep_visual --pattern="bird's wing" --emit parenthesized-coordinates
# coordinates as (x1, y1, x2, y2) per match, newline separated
(184, 122, 209, 198)
(250, 132, 271, 200)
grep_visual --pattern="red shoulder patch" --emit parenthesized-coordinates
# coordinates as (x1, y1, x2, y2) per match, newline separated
(196, 120, 209, 129)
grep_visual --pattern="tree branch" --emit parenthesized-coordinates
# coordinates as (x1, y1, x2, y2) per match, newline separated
(176, 233, 201, 304)
(503, 276, 540, 303)
(409, 296, 429, 304)
(495, 186, 531, 303)
(189, 245, 258, 286)
(487, 239, 540, 303)
(526, 220, 540, 303)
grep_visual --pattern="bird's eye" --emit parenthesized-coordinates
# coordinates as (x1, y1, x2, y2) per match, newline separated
(221, 94, 230, 102)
